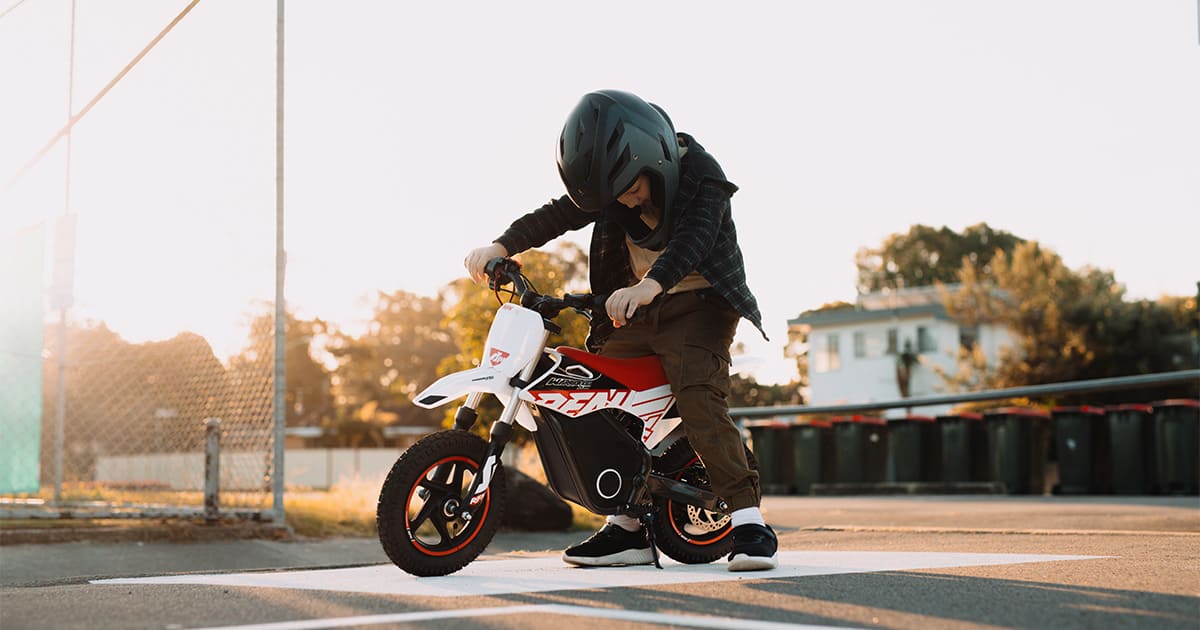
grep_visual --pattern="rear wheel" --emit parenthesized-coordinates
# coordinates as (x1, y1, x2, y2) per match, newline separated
(650, 437, 757, 564)
(376, 431, 506, 576)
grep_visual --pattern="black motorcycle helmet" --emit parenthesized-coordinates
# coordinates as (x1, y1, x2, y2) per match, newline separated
(556, 90, 680, 215)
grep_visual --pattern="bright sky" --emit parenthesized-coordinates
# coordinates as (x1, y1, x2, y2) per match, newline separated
(2, 1, 1198, 385)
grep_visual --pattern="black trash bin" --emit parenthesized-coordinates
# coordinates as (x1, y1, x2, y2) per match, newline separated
(1150, 399, 1198, 495)
(937, 412, 987, 483)
(1051, 405, 1109, 494)
(1106, 404, 1155, 495)
(789, 420, 835, 495)
(745, 420, 795, 494)
(984, 407, 1051, 494)
(832, 416, 888, 484)
(889, 415, 942, 483)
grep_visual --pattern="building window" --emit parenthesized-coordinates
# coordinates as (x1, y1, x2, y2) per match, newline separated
(853, 331, 866, 358)
(917, 326, 937, 353)
(959, 326, 979, 351)
(814, 333, 842, 373)
(886, 328, 898, 355)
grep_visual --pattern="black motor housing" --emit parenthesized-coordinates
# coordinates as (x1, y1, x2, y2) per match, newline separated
(531, 407, 650, 515)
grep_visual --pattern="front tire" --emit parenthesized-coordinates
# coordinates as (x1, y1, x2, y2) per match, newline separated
(650, 437, 757, 564)
(376, 431, 506, 577)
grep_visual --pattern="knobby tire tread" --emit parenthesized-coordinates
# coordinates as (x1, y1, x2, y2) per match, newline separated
(376, 430, 506, 577)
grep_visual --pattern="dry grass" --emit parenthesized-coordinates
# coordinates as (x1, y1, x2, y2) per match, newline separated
(285, 475, 380, 538)
(6, 444, 601, 539)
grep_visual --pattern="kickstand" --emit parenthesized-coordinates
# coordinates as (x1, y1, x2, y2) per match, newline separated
(637, 511, 663, 569)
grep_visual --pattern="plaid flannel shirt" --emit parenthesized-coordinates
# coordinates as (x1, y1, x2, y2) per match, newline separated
(495, 134, 767, 350)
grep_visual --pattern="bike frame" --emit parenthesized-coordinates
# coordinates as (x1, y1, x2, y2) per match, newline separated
(413, 298, 725, 521)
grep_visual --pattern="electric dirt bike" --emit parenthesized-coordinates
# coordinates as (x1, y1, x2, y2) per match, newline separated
(376, 257, 757, 577)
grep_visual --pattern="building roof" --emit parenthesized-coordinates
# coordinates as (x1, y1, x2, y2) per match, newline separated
(788, 302, 949, 328)
(788, 284, 960, 329)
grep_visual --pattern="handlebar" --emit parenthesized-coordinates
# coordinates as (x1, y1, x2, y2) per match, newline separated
(484, 257, 606, 322)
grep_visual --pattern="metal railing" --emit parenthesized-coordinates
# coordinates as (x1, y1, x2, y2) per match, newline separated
(729, 369, 1200, 420)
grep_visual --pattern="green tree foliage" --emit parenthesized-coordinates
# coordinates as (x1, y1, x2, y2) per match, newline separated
(729, 373, 803, 409)
(322, 291, 456, 445)
(229, 309, 332, 428)
(855, 223, 1024, 294)
(438, 244, 589, 435)
(41, 323, 228, 480)
(944, 242, 1199, 402)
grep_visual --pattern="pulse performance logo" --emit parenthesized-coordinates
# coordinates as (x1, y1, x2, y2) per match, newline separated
(543, 363, 601, 389)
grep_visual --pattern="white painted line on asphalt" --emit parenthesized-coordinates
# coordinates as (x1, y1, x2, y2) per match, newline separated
(189, 603, 861, 630)
(91, 551, 1105, 597)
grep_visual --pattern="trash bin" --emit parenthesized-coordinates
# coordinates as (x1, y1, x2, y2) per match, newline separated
(984, 407, 1051, 494)
(745, 420, 795, 494)
(1106, 404, 1155, 495)
(1051, 405, 1109, 494)
(789, 420, 835, 495)
(832, 416, 888, 484)
(888, 415, 942, 482)
(1151, 399, 1199, 495)
(937, 412, 987, 483)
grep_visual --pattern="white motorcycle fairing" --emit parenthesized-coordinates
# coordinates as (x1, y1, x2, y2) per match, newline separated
(412, 302, 546, 431)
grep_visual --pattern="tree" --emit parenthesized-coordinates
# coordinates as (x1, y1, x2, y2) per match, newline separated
(855, 223, 1024, 294)
(729, 373, 803, 409)
(323, 291, 457, 444)
(229, 309, 332, 428)
(943, 242, 1199, 401)
(41, 322, 228, 481)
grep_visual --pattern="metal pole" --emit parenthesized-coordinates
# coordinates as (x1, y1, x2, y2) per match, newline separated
(204, 418, 221, 522)
(53, 0, 78, 503)
(271, 0, 287, 525)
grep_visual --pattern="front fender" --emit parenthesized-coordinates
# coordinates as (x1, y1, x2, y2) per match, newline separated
(413, 367, 512, 408)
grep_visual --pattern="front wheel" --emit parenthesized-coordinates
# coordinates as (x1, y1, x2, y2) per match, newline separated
(650, 437, 757, 565)
(376, 430, 506, 576)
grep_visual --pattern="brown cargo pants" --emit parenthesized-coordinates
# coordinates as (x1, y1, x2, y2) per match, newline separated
(599, 288, 761, 511)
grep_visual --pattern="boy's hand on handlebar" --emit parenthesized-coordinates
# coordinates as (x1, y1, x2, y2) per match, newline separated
(464, 243, 509, 284)
(606, 279, 662, 327)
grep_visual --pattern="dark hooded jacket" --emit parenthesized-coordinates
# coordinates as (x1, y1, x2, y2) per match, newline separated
(495, 133, 766, 350)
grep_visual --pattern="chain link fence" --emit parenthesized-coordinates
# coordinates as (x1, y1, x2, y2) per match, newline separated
(1, 214, 280, 520)
(0, 1, 282, 521)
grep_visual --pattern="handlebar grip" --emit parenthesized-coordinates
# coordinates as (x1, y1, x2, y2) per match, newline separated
(484, 257, 522, 290)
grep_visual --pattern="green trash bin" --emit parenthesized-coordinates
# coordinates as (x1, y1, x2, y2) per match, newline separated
(832, 416, 888, 484)
(984, 407, 1051, 494)
(1106, 404, 1155, 495)
(790, 420, 835, 495)
(1150, 399, 1199, 495)
(1051, 405, 1109, 494)
(889, 415, 942, 482)
(745, 420, 795, 494)
(937, 412, 987, 483)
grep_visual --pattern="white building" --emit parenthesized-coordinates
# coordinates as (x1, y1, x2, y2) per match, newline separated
(787, 284, 1013, 418)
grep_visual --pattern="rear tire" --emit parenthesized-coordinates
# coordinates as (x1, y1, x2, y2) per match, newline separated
(650, 437, 758, 564)
(376, 431, 506, 577)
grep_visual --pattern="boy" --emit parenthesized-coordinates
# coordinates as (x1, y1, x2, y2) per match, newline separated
(464, 90, 777, 571)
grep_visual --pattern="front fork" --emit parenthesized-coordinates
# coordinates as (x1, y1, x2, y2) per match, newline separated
(453, 332, 548, 522)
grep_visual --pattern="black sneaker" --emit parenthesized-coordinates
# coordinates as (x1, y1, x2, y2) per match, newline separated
(561, 524, 654, 567)
(727, 523, 779, 571)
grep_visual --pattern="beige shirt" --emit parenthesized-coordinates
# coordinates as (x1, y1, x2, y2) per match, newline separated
(626, 206, 711, 294)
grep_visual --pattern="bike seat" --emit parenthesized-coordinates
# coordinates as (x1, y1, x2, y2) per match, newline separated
(555, 346, 669, 391)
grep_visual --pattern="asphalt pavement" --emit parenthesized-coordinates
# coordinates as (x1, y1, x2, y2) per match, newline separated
(1, 495, 1197, 629)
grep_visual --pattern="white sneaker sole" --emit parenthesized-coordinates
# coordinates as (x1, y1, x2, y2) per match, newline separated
(561, 548, 655, 567)
(727, 553, 779, 572)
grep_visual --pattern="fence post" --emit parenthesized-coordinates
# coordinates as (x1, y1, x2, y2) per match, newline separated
(204, 418, 221, 522)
